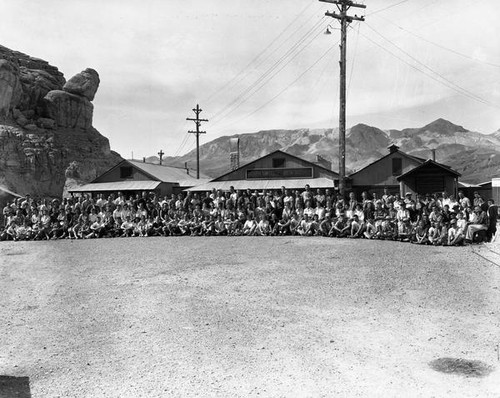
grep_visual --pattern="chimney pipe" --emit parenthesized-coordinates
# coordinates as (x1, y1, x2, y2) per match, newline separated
(185, 162, 189, 175)
(143, 157, 146, 163)
(229, 137, 240, 170)
(431, 149, 436, 161)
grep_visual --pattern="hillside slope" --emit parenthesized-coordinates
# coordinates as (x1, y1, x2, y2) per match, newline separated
(163, 118, 500, 184)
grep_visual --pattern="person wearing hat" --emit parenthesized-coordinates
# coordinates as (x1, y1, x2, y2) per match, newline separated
(403, 192, 413, 205)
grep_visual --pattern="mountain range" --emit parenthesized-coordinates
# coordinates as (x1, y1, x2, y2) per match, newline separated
(157, 118, 500, 185)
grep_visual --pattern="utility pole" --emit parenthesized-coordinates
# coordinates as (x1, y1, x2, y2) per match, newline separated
(158, 149, 164, 165)
(320, 0, 365, 198)
(187, 104, 208, 179)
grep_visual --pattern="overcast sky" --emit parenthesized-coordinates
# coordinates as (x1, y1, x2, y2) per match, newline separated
(2, 0, 500, 159)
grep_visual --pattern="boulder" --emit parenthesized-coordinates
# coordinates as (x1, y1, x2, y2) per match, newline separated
(16, 115, 29, 127)
(43, 90, 93, 129)
(24, 123, 38, 131)
(37, 117, 55, 129)
(18, 67, 64, 112)
(63, 68, 99, 101)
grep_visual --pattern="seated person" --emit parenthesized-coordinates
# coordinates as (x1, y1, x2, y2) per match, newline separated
(412, 220, 428, 244)
(465, 205, 488, 243)
(330, 213, 350, 238)
(256, 215, 271, 236)
(349, 214, 364, 238)
(120, 215, 135, 237)
(242, 214, 257, 236)
(363, 218, 377, 239)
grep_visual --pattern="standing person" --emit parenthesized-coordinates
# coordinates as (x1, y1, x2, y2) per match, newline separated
(473, 191, 484, 208)
(314, 189, 326, 207)
(458, 190, 471, 209)
(301, 184, 314, 207)
(486, 199, 498, 242)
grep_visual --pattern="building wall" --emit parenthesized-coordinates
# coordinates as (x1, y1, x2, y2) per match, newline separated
(215, 152, 337, 181)
(493, 178, 500, 205)
(350, 152, 421, 187)
(400, 174, 457, 196)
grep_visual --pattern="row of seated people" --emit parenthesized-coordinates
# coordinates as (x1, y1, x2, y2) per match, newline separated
(1, 187, 497, 244)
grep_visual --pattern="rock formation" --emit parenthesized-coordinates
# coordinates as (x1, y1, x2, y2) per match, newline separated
(0, 44, 121, 198)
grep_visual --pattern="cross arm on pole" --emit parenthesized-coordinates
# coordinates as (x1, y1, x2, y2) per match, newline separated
(325, 11, 365, 22)
(319, 0, 366, 8)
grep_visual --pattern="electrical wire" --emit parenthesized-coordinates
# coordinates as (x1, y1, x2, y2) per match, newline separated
(214, 42, 339, 131)
(201, 1, 320, 104)
(210, 18, 328, 127)
(372, 14, 500, 69)
(347, 22, 361, 99)
(359, 27, 500, 109)
(364, 22, 499, 108)
(366, 0, 411, 16)
(210, 16, 327, 122)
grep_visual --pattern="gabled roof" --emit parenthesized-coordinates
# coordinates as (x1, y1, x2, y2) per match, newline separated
(93, 159, 210, 185)
(397, 159, 461, 180)
(128, 160, 210, 183)
(211, 150, 339, 182)
(186, 178, 335, 192)
(348, 149, 426, 177)
(69, 181, 161, 193)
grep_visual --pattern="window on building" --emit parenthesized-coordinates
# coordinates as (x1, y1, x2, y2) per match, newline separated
(392, 158, 402, 176)
(272, 158, 286, 168)
(120, 166, 133, 179)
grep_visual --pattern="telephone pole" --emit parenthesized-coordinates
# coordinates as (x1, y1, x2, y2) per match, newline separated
(320, 0, 365, 198)
(186, 104, 208, 179)
(158, 149, 164, 165)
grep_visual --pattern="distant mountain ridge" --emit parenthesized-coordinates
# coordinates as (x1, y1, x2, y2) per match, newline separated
(161, 118, 500, 184)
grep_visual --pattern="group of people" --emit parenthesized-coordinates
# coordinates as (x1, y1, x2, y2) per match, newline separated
(1, 185, 498, 245)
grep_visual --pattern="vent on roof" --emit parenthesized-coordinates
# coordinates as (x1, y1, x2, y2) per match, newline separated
(230, 137, 240, 170)
(388, 144, 399, 153)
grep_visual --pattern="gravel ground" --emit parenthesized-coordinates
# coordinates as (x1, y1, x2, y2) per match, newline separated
(1, 237, 500, 398)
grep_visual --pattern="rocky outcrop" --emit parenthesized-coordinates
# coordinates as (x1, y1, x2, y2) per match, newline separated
(63, 68, 99, 101)
(0, 59, 19, 118)
(44, 90, 93, 129)
(0, 44, 121, 198)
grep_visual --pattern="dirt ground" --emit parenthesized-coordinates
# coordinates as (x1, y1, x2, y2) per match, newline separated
(1, 237, 500, 398)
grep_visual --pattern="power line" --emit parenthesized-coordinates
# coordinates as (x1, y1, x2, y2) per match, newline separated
(359, 27, 500, 109)
(364, 22, 499, 108)
(215, 42, 339, 131)
(201, 1, 319, 104)
(210, 16, 327, 123)
(173, 132, 191, 157)
(347, 22, 362, 99)
(367, 0, 411, 16)
(211, 18, 328, 126)
(373, 14, 500, 68)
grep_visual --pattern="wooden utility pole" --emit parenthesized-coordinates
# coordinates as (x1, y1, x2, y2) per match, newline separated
(186, 104, 208, 179)
(320, 0, 365, 198)
(158, 149, 164, 165)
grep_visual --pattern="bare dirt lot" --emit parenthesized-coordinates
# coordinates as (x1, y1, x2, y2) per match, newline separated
(1, 237, 500, 397)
